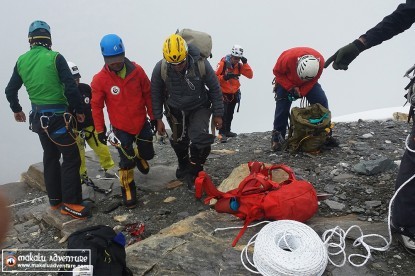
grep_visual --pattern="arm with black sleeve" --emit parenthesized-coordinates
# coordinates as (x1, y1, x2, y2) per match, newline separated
(325, 0, 415, 70)
(203, 60, 224, 118)
(150, 60, 165, 120)
(203, 59, 224, 129)
(150, 60, 167, 135)
(5, 63, 24, 113)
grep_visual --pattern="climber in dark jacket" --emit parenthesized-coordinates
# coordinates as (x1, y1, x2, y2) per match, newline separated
(324, 0, 415, 254)
(151, 33, 224, 191)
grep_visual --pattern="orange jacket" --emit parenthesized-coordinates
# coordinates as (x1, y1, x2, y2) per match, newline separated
(215, 57, 253, 94)
(273, 47, 324, 97)
(91, 60, 153, 135)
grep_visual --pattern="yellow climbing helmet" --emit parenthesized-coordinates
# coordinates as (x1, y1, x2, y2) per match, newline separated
(163, 34, 188, 64)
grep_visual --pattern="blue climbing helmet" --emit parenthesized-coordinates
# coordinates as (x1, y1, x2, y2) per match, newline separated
(100, 34, 125, 57)
(28, 20, 51, 37)
(28, 20, 51, 49)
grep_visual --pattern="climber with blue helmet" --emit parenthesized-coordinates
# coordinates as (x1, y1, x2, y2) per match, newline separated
(100, 34, 126, 72)
(5, 20, 91, 220)
(28, 20, 52, 49)
(91, 34, 155, 209)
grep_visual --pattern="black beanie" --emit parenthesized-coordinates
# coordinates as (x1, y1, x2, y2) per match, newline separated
(29, 28, 51, 49)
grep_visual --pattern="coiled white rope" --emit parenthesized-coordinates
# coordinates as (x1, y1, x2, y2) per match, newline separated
(240, 220, 328, 276)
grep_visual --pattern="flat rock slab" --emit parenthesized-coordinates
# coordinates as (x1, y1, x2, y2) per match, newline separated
(0, 181, 41, 205)
(21, 153, 177, 195)
(126, 211, 389, 276)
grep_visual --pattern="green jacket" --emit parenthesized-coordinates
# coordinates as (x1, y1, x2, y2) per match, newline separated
(17, 46, 67, 106)
(5, 46, 82, 113)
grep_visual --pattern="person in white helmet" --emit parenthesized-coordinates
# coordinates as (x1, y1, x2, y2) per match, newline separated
(271, 47, 338, 151)
(215, 44, 253, 143)
(67, 61, 116, 186)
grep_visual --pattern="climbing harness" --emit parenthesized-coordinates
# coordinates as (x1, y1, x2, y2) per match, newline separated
(37, 109, 78, 147)
(106, 128, 154, 160)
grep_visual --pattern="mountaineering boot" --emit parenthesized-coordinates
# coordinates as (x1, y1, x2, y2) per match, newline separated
(171, 143, 190, 180)
(271, 130, 285, 152)
(218, 134, 227, 143)
(226, 131, 237, 138)
(391, 223, 415, 256)
(49, 198, 62, 210)
(324, 136, 340, 148)
(136, 158, 150, 175)
(60, 202, 92, 220)
(50, 203, 62, 210)
(184, 163, 203, 192)
(119, 169, 137, 209)
(176, 159, 190, 180)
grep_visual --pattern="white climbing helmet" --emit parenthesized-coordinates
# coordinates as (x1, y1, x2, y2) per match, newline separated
(296, 55, 320, 81)
(231, 45, 244, 58)
(67, 61, 81, 79)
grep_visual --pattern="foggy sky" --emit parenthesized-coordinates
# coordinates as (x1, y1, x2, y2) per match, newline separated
(0, 1, 412, 184)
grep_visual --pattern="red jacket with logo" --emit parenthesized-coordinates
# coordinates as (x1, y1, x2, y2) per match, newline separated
(273, 47, 324, 96)
(91, 60, 153, 135)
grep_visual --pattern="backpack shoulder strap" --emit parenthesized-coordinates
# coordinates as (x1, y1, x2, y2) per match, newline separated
(220, 57, 227, 75)
(195, 171, 224, 199)
(161, 59, 168, 82)
(197, 58, 206, 79)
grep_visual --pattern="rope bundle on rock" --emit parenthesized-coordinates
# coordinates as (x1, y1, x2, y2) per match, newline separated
(241, 220, 328, 276)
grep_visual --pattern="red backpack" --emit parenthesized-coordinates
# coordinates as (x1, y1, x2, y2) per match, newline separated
(195, 161, 318, 246)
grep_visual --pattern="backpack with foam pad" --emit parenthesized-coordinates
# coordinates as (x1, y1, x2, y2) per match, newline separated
(58, 225, 132, 276)
(195, 161, 318, 246)
(286, 103, 332, 153)
(161, 28, 212, 82)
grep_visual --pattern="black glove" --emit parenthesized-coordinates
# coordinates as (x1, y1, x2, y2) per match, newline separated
(287, 89, 300, 101)
(150, 119, 157, 133)
(224, 73, 239, 81)
(97, 132, 108, 145)
(324, 39, 366, 70)
(241, 57, 247, 64)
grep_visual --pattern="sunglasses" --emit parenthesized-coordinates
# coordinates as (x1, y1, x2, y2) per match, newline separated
(169, 58, 187, 66)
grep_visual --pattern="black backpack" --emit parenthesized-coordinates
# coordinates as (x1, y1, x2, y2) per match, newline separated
(58, 225, 132, 276)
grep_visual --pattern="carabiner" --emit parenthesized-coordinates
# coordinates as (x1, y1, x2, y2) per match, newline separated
(63, 112, 72, 125)
(107, 131, 121, 147)
(40, 115, 49, 129)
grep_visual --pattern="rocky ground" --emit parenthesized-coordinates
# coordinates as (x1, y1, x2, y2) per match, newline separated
(2, 118, 415, 275)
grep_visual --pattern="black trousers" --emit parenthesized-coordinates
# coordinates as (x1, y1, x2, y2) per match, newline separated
(167, 106, 214, 165)
(38, 128, 82, 205)
(393, 118, 415, 234)
(219, 93, 238, 135)
(113, 121, 155, 170)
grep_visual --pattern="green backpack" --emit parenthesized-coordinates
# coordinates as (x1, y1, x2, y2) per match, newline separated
(285, 103, 332, 153)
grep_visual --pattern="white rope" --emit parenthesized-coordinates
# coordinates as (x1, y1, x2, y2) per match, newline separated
(7, 195, 47, 208)
(215, 134, 415, 275)
(321, 134, 415, 267)
(240, 220, 328, 276)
